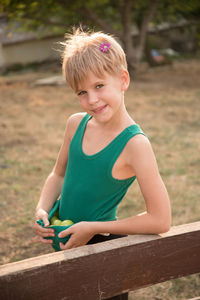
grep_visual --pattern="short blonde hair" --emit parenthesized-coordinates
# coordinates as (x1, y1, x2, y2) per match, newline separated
(61, 27, 127, 92)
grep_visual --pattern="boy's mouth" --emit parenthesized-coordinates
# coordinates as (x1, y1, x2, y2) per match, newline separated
(92, 105, 107, 114)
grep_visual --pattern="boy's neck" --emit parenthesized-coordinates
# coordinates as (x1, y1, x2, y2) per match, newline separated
(91, 104, 134, 132)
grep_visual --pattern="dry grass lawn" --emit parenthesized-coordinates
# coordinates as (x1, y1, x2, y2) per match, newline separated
(0, 59, 200, 299)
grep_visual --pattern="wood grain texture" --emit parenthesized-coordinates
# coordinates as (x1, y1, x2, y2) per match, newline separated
(0, 222, 200, 300)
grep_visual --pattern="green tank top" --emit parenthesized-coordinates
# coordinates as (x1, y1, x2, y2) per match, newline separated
(59, 114, 145, 223)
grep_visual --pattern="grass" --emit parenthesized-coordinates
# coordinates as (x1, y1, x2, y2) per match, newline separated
(0, 59, 200, 298)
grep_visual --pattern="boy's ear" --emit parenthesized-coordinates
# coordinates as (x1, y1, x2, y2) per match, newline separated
(120, 70, 130, 91)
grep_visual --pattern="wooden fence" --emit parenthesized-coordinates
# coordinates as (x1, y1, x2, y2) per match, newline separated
(0, 221, 200, 299)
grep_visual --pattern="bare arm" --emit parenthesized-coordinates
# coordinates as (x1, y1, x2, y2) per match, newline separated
(36, 172, 64, 215)
(92, 135, 171, 235)
(34, 113, 86, 242)
(35, 119, 70, 224)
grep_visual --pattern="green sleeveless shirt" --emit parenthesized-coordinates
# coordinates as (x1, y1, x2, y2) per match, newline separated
(59, 114, 145, 223)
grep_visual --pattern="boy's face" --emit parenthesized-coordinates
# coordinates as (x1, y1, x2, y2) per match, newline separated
(76, 71, 129, 124)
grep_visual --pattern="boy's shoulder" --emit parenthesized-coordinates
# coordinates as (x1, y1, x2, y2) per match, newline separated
(67, 112, 87, 125)
(66, 112, 87, 139)
(127, 133, 150, 150)
(125, 133, 151, 157)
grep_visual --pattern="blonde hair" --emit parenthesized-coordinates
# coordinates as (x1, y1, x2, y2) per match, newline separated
(61, 27, 127, 92)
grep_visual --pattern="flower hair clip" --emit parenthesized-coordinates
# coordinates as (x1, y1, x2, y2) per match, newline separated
(99, 42, 111, 53)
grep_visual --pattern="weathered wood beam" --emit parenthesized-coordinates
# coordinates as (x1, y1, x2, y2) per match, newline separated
(0, 222, 200, 300)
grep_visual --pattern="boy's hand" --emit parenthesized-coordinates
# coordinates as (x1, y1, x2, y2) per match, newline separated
(58, 221, 95, 250)
(35, 208, 50, 227)
(33, 208, 55, 244)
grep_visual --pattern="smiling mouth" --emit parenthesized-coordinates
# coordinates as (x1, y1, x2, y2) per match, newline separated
(92, 105, 107, 114)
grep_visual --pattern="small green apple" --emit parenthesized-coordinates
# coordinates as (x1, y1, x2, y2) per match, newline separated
(53, 219, 62, 226)
(50, 216, 58, 224)
(61, 220, 74, 226)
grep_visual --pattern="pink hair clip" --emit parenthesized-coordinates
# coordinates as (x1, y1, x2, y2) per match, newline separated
(99, 42, 111, 53)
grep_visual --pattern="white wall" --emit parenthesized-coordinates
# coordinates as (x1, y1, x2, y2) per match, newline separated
(0, 36, 62, 68)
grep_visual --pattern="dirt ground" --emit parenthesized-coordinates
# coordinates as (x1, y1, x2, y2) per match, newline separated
(0, 59, 200, 299)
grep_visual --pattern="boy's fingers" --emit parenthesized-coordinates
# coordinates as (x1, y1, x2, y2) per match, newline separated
(35, 222, 54, 232)
(60, 242, 71, 250)
(36, 227, 55, 237)
(43, 217, 50, 227)
(58, 228, 72, 238)
(34, 223, 54, 237)
(60, 241, 80, 250)
(40, 237, 53, 244)
(40, 231, 55, 237)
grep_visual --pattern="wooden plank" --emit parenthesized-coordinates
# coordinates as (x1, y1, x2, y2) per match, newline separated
(0, 221, 200, 300)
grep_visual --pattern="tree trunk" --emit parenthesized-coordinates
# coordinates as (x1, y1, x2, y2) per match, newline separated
(120, 0, 158, 78)
(136, 0, 158, 59)
(119, 0, 138, 77)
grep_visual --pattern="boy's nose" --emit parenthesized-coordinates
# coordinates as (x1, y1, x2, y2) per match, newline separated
(87, 92, 98, 105)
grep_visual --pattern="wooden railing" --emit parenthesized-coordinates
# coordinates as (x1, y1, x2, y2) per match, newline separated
(0, 221, 200, 300)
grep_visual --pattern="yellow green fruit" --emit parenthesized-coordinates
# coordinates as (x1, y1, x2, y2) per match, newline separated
(61, 220, 74, 226)
(53, 219, 62, 226)
(50, 216, 58, 224)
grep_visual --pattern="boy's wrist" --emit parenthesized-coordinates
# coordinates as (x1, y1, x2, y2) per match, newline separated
(90, 221, 110, 235)
(35, 207, 48, 220)
(35, 207, 43, 216)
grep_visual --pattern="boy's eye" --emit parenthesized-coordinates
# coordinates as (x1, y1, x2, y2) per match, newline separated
(78, 90, 86, 96)
(96, 84, 104, 89)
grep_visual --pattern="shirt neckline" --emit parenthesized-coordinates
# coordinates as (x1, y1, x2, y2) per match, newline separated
(80, 114, 139, 159)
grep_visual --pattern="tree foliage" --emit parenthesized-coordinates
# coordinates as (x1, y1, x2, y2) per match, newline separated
(1, 0, 199, 74)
